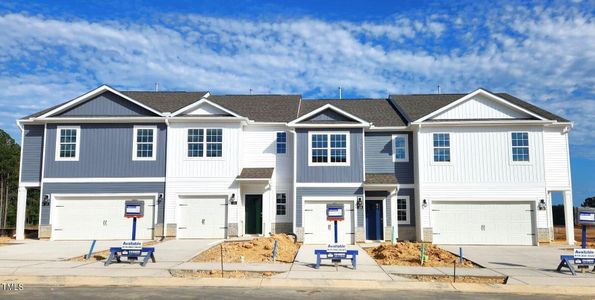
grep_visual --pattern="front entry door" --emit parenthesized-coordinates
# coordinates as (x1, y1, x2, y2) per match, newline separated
(366, 200, 384, 240)
(245, 194, 263, 235)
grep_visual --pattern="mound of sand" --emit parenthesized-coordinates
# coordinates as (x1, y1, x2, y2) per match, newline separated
(193, 234, 300, 263)
(365, 242, 475, 267)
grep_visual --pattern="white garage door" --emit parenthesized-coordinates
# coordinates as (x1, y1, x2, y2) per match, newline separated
(432, 201, 535, 245)
(52, 197, 155, 240)
(304, 201, 354, 245)
(178, 196, 227, 238)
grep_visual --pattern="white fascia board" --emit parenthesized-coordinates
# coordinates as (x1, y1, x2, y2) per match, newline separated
(288, 104, 370, 126)
(44, 177, 166, 183)
(415, 89, 548, 123)
(21, 117, 166, 124)
(167, 116, 248, 123)
(170, 97, 245, 118)
(38, 85, 163, 118)
(411, 119, 554, 127)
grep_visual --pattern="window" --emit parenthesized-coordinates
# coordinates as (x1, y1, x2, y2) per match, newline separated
(55, 126, 80, 161)
(133, 126, 156, 160)
(511, 132, 530, 162)
(393, 134, 409, 162)
(276, 193, 286, 215)
(186, 128, 222, 158)
(433, 133, 450, 162)
(276, 132, 287, 154)
(187, 129, 204, 157)
(396, 196, 410, 224)
(309, 132, 349, 166)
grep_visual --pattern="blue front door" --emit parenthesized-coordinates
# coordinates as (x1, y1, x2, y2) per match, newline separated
(365, 200, 384, 240)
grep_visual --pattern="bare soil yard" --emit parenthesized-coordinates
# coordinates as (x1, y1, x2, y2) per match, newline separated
(0, 236, 13, 246)
(193, 234, 300, 263)
(365, 242, 475, 268)
(554, 225, 595, 248)
(401, 274, 506, 284)
(170, 269, 276, 279)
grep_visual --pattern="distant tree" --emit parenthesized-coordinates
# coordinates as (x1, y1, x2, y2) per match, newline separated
(0, 129, 21, 228)
(582, 197, 595, 208)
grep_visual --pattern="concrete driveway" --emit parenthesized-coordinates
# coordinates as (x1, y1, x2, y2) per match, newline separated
(440, 245, 595, 286)
(0, 240, 119, 261)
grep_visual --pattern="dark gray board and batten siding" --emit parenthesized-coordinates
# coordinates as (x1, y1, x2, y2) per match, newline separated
(296, 128, 364, 183)
(41, 182, 166, 225)
(365, 132, 414, 184)
(21, 125, 44, 182)
(296, 187, 364, 228)
(44, 123, 166, 178)
(57, 91, 157, 117)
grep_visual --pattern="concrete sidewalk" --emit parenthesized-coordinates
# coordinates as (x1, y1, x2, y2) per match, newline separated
(0, 240, 118, 261)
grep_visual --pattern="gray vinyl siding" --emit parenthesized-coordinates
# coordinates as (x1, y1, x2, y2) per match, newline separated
(40, 182, 165, 225)
(296, 128, 364, 183)
(58, 91, 156, 117)
(21, 125, 44, 182)
(365, 132, 414, 184)
(44, 123, 166, 178)
(296, 187, 363, 227)
(303, 110, 357, 123)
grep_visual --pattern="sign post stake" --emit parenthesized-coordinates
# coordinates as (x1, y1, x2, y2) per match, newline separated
(582, 224, 587, 249)
(132, 217, 137, 241)
(334, 220, 338, 244)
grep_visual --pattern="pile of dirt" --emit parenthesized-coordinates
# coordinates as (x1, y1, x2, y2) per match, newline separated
(69, 240, 159, 261)
(193, 234, 300, 263)
(402, 274, 506, 284)
(365, 242, 475, 267)
(0, 236, 12, 246)
(170, 269, 276, 279)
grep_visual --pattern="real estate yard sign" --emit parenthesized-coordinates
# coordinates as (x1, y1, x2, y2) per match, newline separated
(574, 249, 595, 265)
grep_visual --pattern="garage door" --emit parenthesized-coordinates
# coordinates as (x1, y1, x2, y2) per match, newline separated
(178, 196, 227, 238)
(52, 197, 155, 240)
(304, 201, 354, 244)
(432, 201, 535, 245)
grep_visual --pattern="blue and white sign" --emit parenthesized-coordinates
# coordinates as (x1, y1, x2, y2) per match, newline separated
(574, 248, 595, 265)
(327, 243, 347, 253)
(122, 240, 143, 250)
(578, 208, 595, 225)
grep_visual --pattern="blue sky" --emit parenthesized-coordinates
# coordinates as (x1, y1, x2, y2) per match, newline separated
(0, 0, 593, 205)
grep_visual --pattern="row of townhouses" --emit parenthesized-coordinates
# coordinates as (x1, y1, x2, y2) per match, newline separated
(15, 85, 576, 245)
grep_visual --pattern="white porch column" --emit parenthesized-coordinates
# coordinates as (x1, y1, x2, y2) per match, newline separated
(16, 186, 27, 240)
(564, 190, 575, 245)
(390, 189, 398, 244)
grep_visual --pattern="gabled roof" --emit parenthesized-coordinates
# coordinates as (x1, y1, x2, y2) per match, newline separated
(298, 99, 407, 127)
(209, 95, 301, 122)
(389, 91, 569, 123)
(122, 91, 208, 114)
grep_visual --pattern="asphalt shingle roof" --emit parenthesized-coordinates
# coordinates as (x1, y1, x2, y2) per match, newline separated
(299, 99, 407, 127)
(236, 168, 274, 179)
(209, 95, 301, 122)
(389, 93, 569, 123)
(364, 173, 399, 185)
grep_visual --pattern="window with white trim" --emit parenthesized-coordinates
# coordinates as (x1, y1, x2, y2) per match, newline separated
(511, 132, 529, 162)
(276, 193, 286, 215)
(393, 134, 409, 162)
(276, 132, 287, 154)
(433, 133, 450, 162)
(56, 127, 80, 161)
(133, 126, 156, 160)
(309, 132, 349, 165)
(396, 196, 410, 224)
(186, 128, 222, 158)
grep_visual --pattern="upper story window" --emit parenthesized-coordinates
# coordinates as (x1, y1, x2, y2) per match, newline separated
(55, 126, 80, 161)
(393, 134, 409, 162)
(433, 133, 450, 162)
(397, 196, 410, 224)
(276, 132, 287, 154)
(276, 193, 286, 215)
(511, 132, 530, 162)
(133, 126, 156, 161)
(308, 131, 349, 166)
(187, 128, 223, 158)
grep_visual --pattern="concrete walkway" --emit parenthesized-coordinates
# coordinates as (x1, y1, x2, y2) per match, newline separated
(440, 245, 595, 286)
(277, 244, 393, 281)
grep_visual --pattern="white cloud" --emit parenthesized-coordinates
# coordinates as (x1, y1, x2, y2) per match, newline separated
(0, 5, 593, 159)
